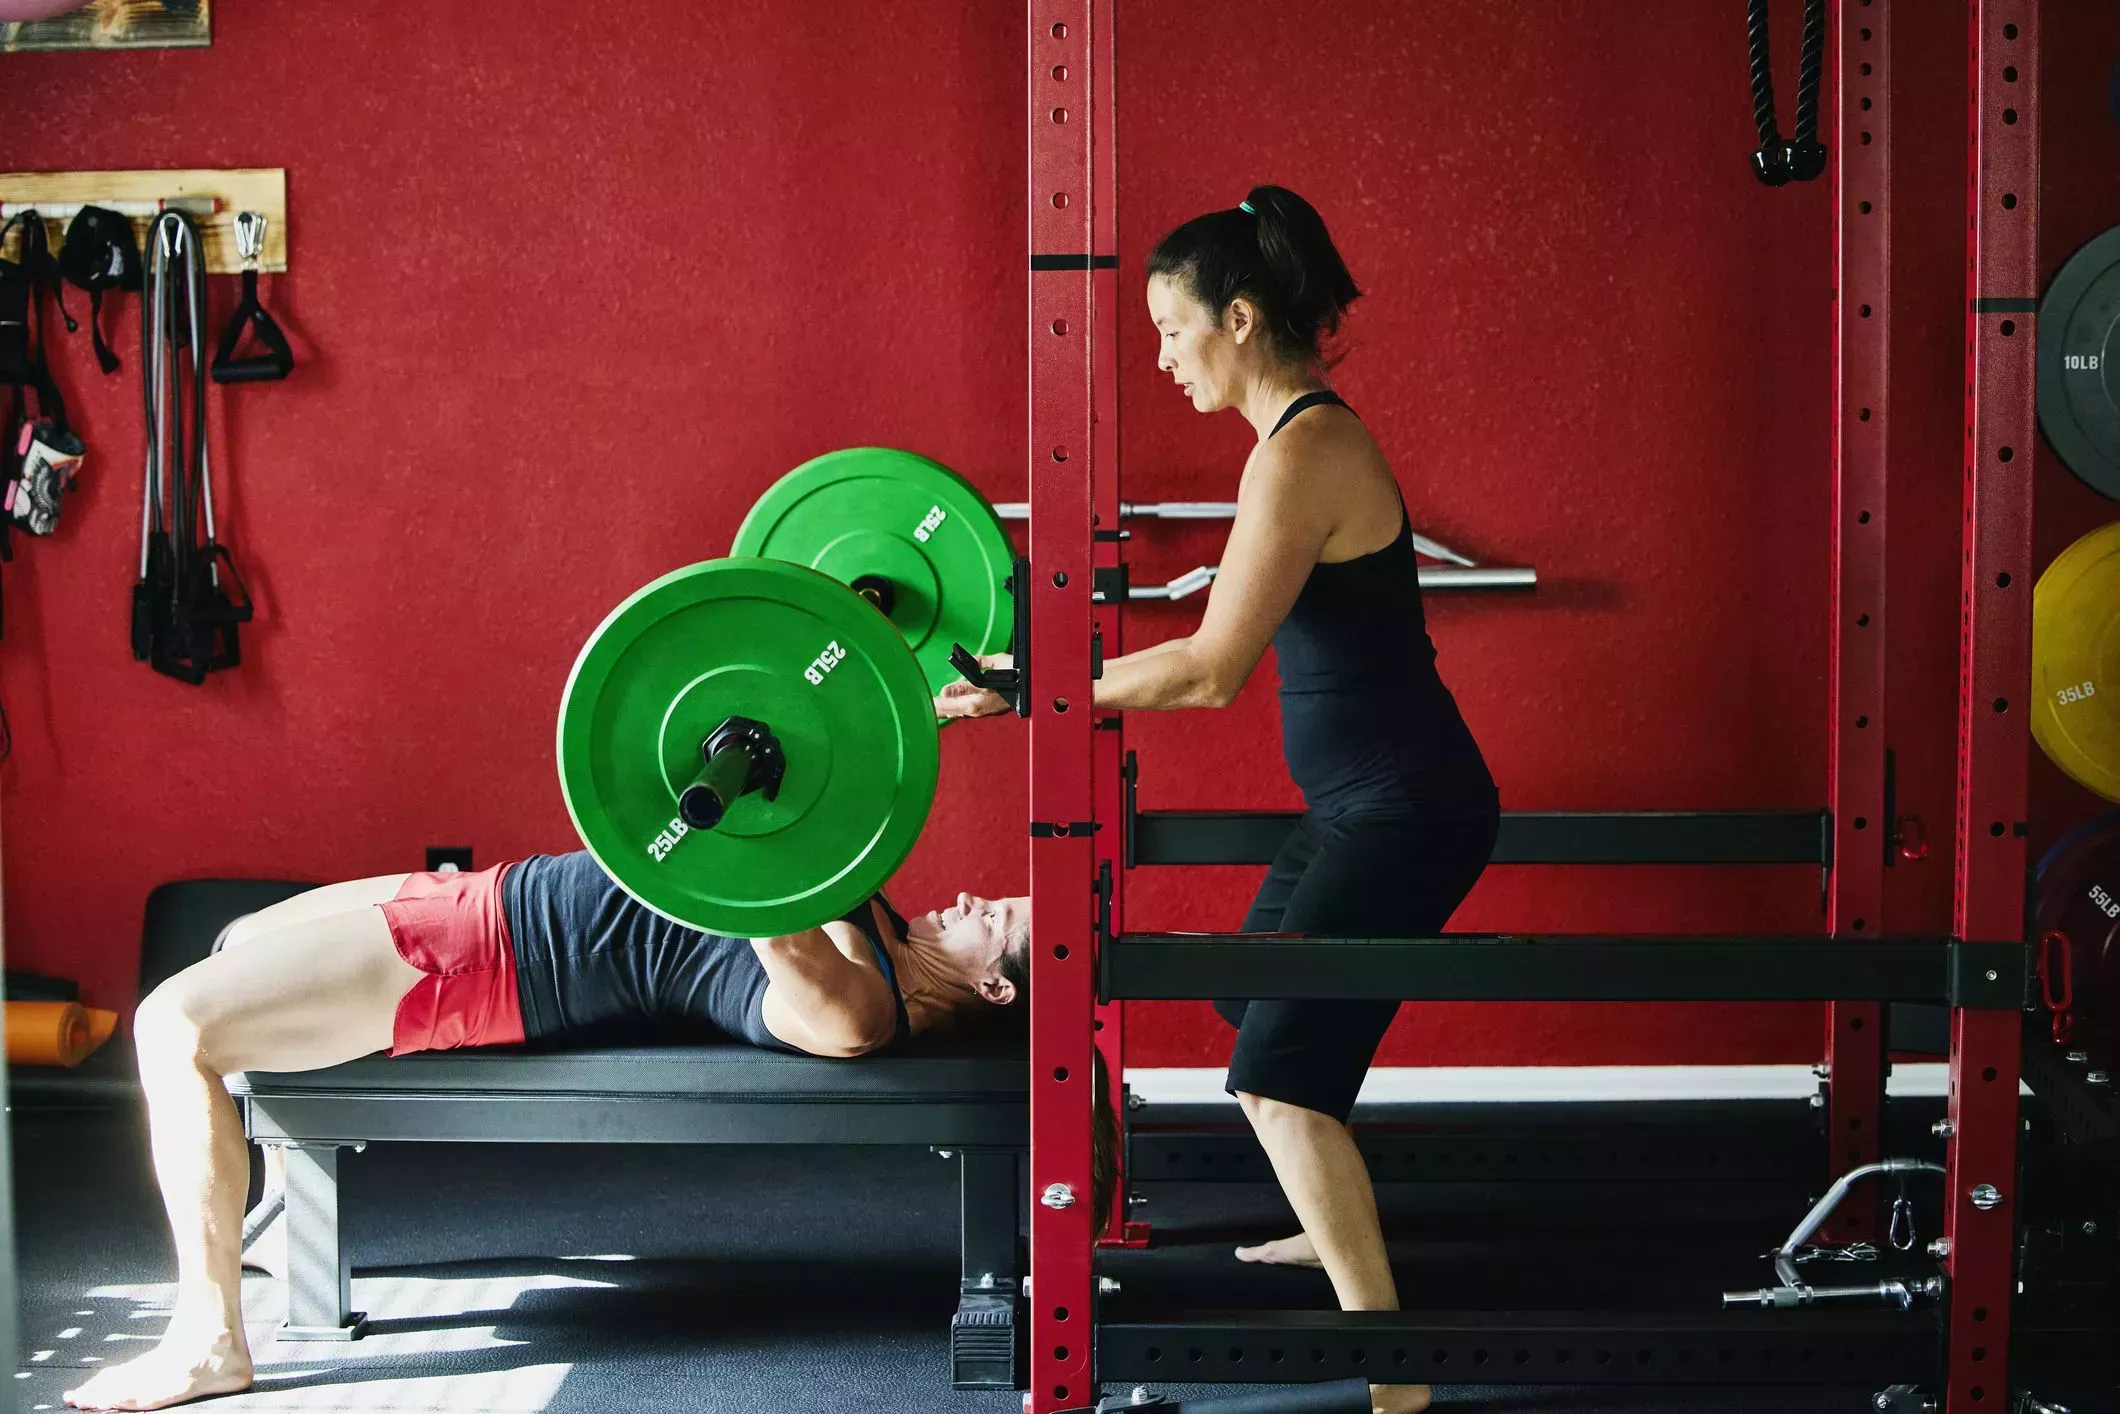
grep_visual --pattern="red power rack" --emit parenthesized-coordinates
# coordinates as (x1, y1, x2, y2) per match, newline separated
(1021, 5, 2043, 1412)
(1823, 0, 1893, 1244)
(1942, 5, 2040, 1411)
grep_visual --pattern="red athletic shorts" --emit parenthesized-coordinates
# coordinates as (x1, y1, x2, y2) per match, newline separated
(376, 863, 527, 1056)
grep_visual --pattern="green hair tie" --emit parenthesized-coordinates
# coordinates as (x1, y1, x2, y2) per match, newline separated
(1238, 200, 1255, 214)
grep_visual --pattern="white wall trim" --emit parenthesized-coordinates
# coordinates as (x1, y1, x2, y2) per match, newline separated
(1125, 1063, 1979, 1106)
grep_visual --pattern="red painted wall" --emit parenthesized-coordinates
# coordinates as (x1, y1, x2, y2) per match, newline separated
(1, 2, 2114, 1067)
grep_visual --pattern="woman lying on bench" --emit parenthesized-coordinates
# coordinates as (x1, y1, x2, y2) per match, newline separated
(66, 850, 1038, 1411)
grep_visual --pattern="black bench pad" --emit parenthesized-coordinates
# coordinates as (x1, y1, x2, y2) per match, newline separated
(229, 1042, 1029, 1147)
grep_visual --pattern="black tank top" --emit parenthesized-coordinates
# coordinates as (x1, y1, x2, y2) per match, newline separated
(502, 851, 913, 1053)
(1266, 390, 1498, 818)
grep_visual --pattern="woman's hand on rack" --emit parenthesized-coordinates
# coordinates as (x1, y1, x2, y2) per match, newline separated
(934, 654, 1014, 720)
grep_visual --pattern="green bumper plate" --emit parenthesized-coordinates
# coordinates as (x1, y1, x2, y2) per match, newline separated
(557, 558, 940, 936)
(732, 447, 1014, 696)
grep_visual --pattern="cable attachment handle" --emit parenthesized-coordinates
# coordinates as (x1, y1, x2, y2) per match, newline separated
(211, 211, 294, 384)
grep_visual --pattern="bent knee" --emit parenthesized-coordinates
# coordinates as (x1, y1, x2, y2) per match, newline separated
(132, 986, 210, 1060)
(214, 912, 267, 954)
(1234, 1090, 1338, 1128)
(1235, 1089, 1293, 1124)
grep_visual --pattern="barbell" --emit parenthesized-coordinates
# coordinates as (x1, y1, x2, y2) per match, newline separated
(560, 430, 2120, 939)
(556, 448, 1015, 938)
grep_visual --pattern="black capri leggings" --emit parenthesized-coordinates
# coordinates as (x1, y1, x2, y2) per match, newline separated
(1214, 809, 1499, 1123)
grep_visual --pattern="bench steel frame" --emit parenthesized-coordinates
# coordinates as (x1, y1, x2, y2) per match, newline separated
(231, 1049, 1032, 1387)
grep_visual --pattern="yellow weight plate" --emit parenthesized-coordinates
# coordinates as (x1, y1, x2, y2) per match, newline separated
(2033, 521, 2120, 802)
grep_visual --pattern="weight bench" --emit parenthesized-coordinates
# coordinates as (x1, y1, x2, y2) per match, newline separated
(145, 878, 1032, 1385)
(226, 1039, 1031, 1388)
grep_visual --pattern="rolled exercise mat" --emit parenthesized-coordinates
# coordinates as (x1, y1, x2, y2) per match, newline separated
(5, 1001, 118, 1067)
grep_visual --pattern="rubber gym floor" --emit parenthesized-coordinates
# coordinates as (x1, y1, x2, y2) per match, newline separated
(20, 1092, 2108, 1414)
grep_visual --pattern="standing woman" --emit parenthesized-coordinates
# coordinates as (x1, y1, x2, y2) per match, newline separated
(940, 186, 1499, 1414)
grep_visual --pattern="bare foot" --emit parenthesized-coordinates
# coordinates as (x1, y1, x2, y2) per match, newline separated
(63, 1328, 253, 1411)
(1234, 1231, 1323, 1267)
(1371, 1383, 1433, 1414)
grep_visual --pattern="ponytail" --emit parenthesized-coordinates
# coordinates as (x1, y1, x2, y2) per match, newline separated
(1146, 184, 1363, 367)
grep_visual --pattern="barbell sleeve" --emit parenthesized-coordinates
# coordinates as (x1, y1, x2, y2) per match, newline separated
(679, 739, 756, 830)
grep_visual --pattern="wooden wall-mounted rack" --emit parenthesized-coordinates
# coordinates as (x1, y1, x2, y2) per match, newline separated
(0, 168, 286, 274)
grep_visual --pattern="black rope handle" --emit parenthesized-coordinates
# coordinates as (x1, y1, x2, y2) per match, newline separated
(1748, 0, 1781, 150)
(1793, 0, 1826, 150)
(1747, 0, 1830, 187)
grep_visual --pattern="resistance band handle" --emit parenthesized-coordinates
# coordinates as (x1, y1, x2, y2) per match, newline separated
(211, 270, 294, 384)
(679, 745, 753, 830)
(211, 355, 290, 386)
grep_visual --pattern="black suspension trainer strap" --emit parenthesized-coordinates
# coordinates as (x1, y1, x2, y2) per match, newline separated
(0, 209, 77, 758)
(1746, 0, 1829, 187)
(0, 211, 75, 637)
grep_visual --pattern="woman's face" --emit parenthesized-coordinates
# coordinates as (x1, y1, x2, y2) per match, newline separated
(930, 892, 1026, 1003)
(1148, 273, 1243, 413)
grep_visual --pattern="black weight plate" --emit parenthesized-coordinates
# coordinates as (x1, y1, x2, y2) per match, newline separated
(2038, 226, 2120, 501)
(2035, 812, 2120, 1068)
